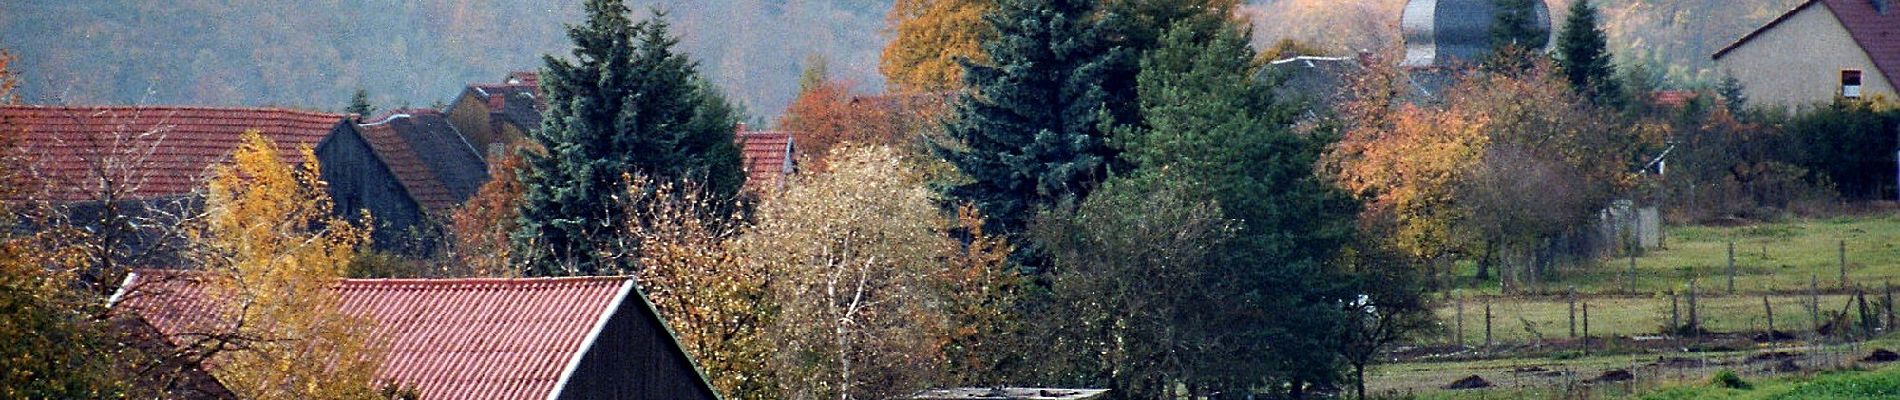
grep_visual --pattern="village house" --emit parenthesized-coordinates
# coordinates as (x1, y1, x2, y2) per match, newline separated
(735, 124, 796, 192)
(315, 109, 488, 254)
(109, 270, 721, 400)
(443, 70, 799, 193)
(0, 105, 347, 270)
(1713, 0, 1900, 108)
(444, 71, 543, 160)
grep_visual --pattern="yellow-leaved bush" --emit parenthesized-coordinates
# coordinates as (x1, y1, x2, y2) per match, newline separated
(191, 130, 386, 399)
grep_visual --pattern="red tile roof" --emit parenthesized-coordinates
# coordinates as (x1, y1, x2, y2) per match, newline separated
(1651, 90, 1699, 108)
(0, 105, 345, 202)
(1822, 0, 1900, 86)
(1714, 0, 1900, 87)
(735, 127, 794, 191)
(110, 270, 675, 400)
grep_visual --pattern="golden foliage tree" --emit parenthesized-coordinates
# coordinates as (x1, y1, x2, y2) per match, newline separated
(881, 0, 996, 92)
(1329, 57, 1655, 285)
(190, 131, 384, 399)
(743, 146, 957, 400)
(628, 175, 777, 400)
(445, 144, 529, 277)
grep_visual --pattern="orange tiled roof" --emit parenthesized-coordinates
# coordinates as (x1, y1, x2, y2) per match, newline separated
(735, 127, 794, 190)
(111, 270, 645, 400)
(0, 105, 344, 202)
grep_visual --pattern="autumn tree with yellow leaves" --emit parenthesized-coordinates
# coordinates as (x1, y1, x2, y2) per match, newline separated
(187, 131, 386, 399)
(881, 0, 995, 92)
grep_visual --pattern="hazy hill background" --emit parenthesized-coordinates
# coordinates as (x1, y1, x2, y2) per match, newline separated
(1243, 0, 1807, 84)
(0, 0, 890, 121)
(0, 0, 1808, 120)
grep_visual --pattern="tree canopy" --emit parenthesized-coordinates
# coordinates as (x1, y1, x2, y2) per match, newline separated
(513, 1, 744, 276)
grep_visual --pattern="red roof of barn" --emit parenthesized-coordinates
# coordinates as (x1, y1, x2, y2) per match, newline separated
(110, 270, 706, 400)
(0, 105, 345, 202)
(1714, 0, 1900, 86)
(1651, 90, 1699, 108)
(735, 126, 794, 191)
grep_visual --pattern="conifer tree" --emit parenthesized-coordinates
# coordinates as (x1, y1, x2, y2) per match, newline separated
(1489, 0, 1549, 51)
(935, 0, 1116, 239)
(1554, 0, 1619, 104)
(514, 1, 744, 276)
(346, 88, 374, 119)
(1119, 18, 1361, 396)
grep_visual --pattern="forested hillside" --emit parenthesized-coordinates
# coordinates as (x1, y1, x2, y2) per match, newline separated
(0, 0, 889, 119)
(0, 0, 1813, 119)
(1246, 0, 1806, 84)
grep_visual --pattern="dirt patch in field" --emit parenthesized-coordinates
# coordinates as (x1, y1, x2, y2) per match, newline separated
(1443, 375, 1492, 390)
(1590, 369, 1635, 383)
(1863, 348, 1899, 363)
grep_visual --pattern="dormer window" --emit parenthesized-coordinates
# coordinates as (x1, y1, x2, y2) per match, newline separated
(1843, 70, 1864, 98)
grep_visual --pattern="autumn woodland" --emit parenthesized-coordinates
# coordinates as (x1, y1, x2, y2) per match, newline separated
(5, 0, 1900, 399)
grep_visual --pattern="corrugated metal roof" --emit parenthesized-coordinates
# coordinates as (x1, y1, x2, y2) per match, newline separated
(112, 270, 637, 400)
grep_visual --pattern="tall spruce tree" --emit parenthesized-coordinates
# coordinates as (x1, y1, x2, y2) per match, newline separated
(1119, 18, 1360, 396)
(1489, 0, 1549, 51)
(936, 0, 1116, 239)
(514, 1, 744, 276)
(1554, 0, 1619, 104)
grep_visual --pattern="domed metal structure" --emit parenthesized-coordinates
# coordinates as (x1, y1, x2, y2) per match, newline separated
(1401, 0, 1552, 68)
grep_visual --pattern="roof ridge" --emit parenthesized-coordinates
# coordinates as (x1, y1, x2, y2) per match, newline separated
(0, 104, 346, 118)
(340, 275, 632, 286)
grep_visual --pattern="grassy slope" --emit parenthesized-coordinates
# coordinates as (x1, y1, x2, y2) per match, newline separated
(1638, 365, 1900, 400)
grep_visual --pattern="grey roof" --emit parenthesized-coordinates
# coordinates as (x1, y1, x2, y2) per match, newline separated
(1401, 0, 1552, 68)
(1267, 56, 1360, 114)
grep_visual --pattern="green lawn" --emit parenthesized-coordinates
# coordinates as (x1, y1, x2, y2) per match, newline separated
(1446, 215, 1900, 296)
(1434, 293, 1860, 344)
(1637, 365, 1900, 400)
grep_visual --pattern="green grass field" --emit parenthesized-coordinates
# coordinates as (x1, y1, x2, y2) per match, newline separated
(1382, 214, 1900, 398)
(1446, 215, 1900, 296)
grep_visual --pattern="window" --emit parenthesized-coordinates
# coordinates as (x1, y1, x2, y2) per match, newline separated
(1842, 70, 1864, 98)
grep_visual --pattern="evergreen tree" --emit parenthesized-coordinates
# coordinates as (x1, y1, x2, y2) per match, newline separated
(1489, 0, 1549, 51)
(514, 1, 744, 276)
(1118, 18, 1360, 396)
(1095, 0, 1238, 132)
(1554, 0, 1619, 104)
(935, 0, 1116, 239)
(346, 88, 374, 119)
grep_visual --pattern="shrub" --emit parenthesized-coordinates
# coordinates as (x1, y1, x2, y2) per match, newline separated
(1712, 369, 1752, 390)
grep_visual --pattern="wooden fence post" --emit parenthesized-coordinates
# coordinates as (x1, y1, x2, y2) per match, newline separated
(1764, 295, 1775, 341)
(1568, 287, 1578, 339)
(1688, 278, 1700, 334)
(1582, 302, 1591, 339)
(1484, 302, 1494, 347)
(1811, 272, 1822, 333)
(1885, 281, 1894, 331)
(1728, 241, 1737, 294)
(1841, 240, 1849, 290)
(1670, 289, 1681, 333)
(1455, 292, 1466, 347)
